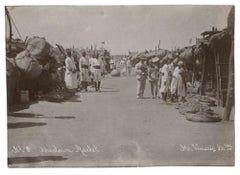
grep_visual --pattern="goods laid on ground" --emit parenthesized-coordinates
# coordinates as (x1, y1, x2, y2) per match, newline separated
(111, 69, 121, 77)
(178, 94, 221, 122)
(186, 112, 222, 122)
(178, 98, 212, 115)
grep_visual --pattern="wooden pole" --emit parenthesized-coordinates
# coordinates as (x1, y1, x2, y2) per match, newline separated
(200, 55, 206, 95)
(223, 40, 234, 120)
(5, 7, 13, 53)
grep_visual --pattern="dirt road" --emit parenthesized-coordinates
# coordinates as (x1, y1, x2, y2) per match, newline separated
(8, 75, 234, 167)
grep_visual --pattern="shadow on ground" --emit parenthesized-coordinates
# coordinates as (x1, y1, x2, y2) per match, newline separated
(8, 122, 47, 129)
(8, 156, 67, 165)
(8, 112, 76, 120)
(7, 101, 38, 112)
(99, 90, 120, 93)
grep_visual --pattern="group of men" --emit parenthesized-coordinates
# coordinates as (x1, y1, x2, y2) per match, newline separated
(135, 55, 187, 103)
(64, 49, 104, 94)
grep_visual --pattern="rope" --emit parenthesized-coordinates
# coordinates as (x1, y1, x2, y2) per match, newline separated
(10, 16, 22, 40)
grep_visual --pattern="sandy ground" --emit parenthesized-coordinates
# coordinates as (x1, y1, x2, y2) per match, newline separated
(8, 75, 234, 167)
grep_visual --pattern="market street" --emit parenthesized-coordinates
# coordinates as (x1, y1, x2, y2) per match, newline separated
(8, 75, 234, 167)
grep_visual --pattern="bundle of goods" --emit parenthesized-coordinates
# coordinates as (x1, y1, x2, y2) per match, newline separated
(15, 50, 43, 79)
(26, 36, 51, 58)
(12, 36, 70, 103)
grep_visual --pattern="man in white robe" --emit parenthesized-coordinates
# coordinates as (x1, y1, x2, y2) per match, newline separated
(170, 61, 180, 102)
(159, 61, 170, 102)
(65, 50, 77, 94)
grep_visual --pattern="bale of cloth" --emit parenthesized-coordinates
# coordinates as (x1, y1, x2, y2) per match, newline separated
(26, 36, 51, 58)
(15, 50, 43, 79)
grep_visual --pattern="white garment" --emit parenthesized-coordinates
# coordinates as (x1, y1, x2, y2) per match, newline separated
(89, 57, 95, 73)
(65, 57, 78, 89)
(92, 58, 103, 81)
(160, 64, 169, 93)
(79, 56, 89, 82)
(170, 66, 180, 94)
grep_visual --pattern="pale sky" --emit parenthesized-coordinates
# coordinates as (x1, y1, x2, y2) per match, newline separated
(6, 5, 231, 55)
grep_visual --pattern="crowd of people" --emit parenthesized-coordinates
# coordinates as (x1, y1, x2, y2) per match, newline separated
(63, 48, 187, 104)
(64, 49, 104, 95)
(135, 54, 187, 103)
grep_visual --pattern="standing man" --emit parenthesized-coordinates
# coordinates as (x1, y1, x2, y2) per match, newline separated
(65, 49, 78, 95)
(92, 53, 104, 92)
(148, 59, 159, 98)
(79, 51, 89, 92)
(159, 60, 170, 102)
(135, 56, 148, 99)
(170, 60, 180, 102)
(177, 61, 187, 103)
(89, 53, 95, 87)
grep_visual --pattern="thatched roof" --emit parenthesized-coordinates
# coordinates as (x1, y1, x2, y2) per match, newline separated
(145, 49, 167, 59)
(209, 30, 231, 49)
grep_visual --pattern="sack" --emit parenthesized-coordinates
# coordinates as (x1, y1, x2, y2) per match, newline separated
(26, 37, 51, 58)
(15, 50, 43, 79)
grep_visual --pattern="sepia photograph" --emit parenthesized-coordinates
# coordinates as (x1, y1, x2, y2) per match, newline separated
(5, 5, 234, 167)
